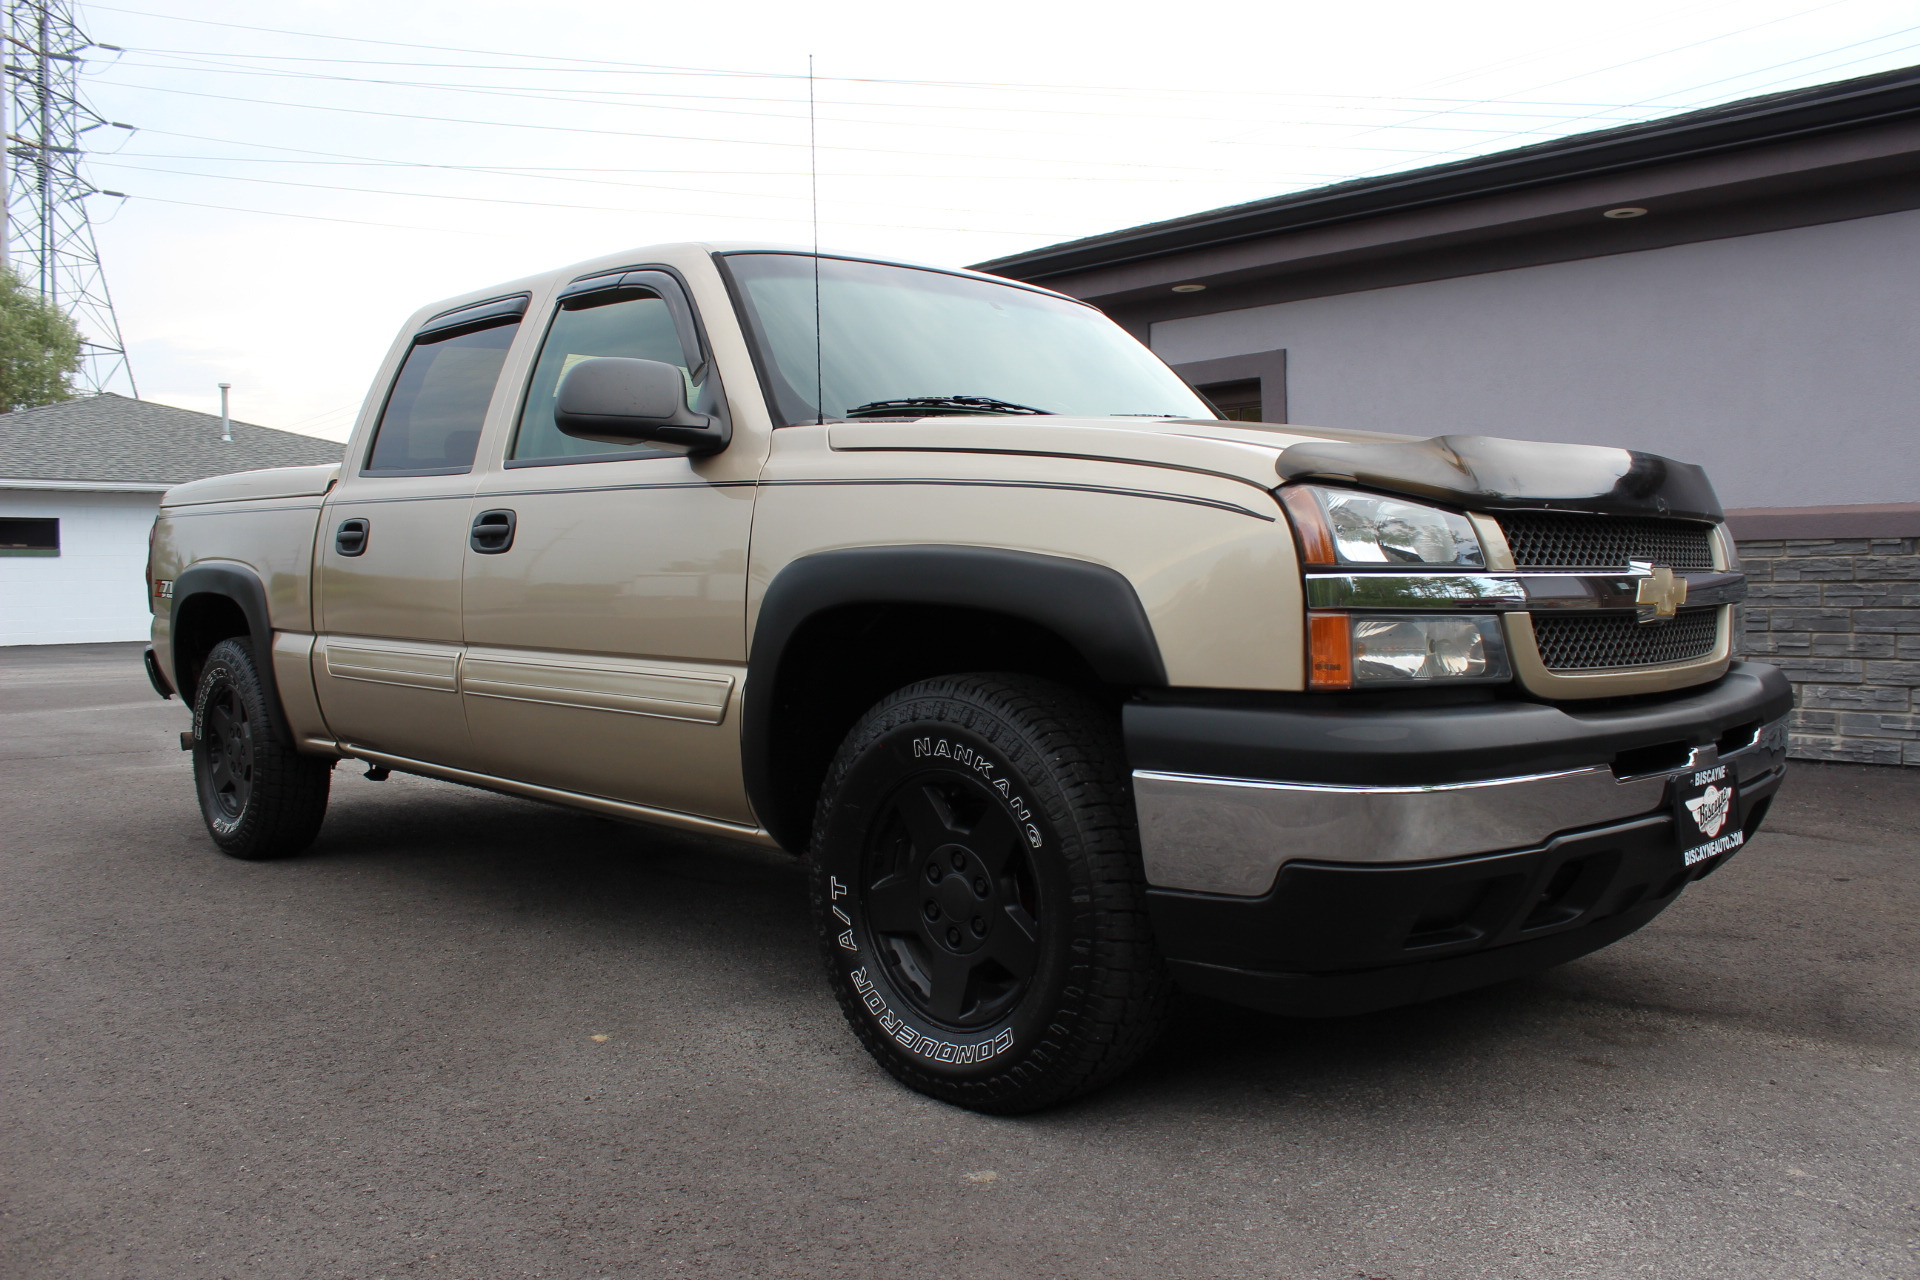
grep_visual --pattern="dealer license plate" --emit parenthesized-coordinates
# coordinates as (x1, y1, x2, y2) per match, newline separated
(1672, 757, 1742, 868)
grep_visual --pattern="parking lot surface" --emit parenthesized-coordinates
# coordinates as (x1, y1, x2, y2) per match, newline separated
(3, 642, 1916, 1279)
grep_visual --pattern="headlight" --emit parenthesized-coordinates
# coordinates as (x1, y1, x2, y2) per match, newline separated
(1309, 613, 1510, 689)
(1711, 523, 1741, 572)
(1281, 485, 1483, 567)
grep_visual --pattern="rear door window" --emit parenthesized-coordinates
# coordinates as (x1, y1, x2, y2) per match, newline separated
(364, 311, 523, 475)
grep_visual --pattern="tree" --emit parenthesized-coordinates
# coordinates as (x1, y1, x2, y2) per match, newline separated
(0, 268, 84, 411)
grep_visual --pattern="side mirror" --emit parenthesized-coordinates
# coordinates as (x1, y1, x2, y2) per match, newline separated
(554, 357, 729, 455)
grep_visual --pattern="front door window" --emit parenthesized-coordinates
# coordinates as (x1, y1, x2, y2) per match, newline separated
(511, 289, 703, 464)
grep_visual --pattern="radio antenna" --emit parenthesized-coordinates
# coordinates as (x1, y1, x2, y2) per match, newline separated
(809, 53, 823, 425)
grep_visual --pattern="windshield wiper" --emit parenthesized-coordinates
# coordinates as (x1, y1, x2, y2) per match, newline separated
(844, 395, 1052, 419)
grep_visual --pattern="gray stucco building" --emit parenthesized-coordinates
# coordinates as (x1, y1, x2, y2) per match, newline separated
(977, 66, 1920, 766)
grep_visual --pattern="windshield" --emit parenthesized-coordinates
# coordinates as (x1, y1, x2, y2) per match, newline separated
(721, 252, 1215, 426)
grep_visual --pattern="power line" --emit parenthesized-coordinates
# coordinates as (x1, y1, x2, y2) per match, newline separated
(1421, 0, 1754, 89)
(78, 3, 1661, 110)
(101, 56, 1550, 149)
(117, 145, 1351, 185)
(1629, 24, 1920, 106)
(1324, 21, 1920, 185)
(107, 150, 1310, 207)
(1419, 30, 1920, 171)
(1479, 0, 1861, 98)
(91, 161, 1080, 237)
(127, 192, 506, 235)
(1331, 0, 1865, 158)
(95, 78, 1355, 174)
(106, 48, 1655, 130)
(277, 398, 364, 430)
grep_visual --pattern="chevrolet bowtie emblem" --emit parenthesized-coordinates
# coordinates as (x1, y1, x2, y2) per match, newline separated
(1632, 560, 1688, 622)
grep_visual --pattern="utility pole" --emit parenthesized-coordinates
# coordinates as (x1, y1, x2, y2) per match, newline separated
(3, 0, 135, 397)
(0, 41, 8, 274)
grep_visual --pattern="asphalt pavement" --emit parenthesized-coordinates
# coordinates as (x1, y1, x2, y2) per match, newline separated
(3, 642, 1916, 1279)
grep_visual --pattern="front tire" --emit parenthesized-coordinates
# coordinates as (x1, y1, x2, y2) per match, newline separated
(191, 637, 332, 860)
(810, 674, 1170, 1113)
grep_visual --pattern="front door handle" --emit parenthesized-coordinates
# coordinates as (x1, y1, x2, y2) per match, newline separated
(335, 518, 369, 557)
(470, 508, 517, 554)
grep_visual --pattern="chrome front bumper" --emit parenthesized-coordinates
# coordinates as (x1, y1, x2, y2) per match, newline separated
(1134, 716, 1788, 896)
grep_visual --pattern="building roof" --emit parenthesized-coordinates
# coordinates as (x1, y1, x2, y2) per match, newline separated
(974, 63, 1920, 283)
(0, 394, 342, 488)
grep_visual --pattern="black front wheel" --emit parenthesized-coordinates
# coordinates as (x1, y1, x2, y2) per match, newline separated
(191, 637, 332, 860)
(810, 674, 1170, 1113)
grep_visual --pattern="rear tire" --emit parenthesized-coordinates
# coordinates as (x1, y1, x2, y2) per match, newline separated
(191, 637, 331, 860)
(810, 673, 1170, 1114)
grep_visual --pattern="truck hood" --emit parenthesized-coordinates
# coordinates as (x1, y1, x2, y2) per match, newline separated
(827, 417, 1394, 493)
(828, 418, 1722, 520)
(162, 463, 341, 508)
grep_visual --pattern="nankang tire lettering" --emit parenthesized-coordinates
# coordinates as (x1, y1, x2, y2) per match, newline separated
(910, 736, 1042, 848)
(849, 966, 1015, 1065)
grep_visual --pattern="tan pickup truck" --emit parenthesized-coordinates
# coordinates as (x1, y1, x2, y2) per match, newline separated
(144, 242, 1791, 1112)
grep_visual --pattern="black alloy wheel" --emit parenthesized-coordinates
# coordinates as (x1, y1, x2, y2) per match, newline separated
(200, 680, 256, 823)
(811, 673, 1171, 1114)
(863, 770, 1043, 1028)
(191, 637, 332, 860)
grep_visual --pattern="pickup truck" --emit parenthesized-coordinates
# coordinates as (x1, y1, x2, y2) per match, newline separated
(145, 242, 1791, 1113)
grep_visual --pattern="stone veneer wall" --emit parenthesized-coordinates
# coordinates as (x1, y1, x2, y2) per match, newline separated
(1735, 536, 1920, 765)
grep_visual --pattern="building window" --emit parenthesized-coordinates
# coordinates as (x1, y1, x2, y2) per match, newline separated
(1169, 349, 1286, 423)
(1200, 378, 1262, 421)
(0, 516, 59, 556)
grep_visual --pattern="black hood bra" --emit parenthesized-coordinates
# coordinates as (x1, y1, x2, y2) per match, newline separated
(1275, 433, 1724, 522)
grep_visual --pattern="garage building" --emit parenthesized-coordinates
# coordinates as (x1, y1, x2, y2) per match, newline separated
(1, 395, 341, 646)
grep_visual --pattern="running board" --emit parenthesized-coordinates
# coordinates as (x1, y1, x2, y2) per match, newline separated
(314, 740, 779, 850)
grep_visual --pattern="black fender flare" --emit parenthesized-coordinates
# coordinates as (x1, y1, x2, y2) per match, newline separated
(169, 561, 294, 747)
(742, 545, 1167, 851)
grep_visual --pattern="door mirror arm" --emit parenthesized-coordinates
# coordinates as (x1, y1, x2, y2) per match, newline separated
(553, 357, 730, 456)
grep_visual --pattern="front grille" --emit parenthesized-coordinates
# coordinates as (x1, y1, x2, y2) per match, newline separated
(1532, 608, 1719, 670)
(1498, 512, 1714, 570)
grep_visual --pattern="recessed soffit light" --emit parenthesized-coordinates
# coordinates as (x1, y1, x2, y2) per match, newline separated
(1172, 283, 1207, 292)
(1604, 207, 1649, 219)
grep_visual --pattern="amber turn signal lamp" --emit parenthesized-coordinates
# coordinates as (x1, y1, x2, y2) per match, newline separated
(1308, 612, 1352, 689)
(1279, 485, 1336, 565)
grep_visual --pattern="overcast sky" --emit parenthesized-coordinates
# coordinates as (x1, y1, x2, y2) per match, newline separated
(49, 0, 1920, 438)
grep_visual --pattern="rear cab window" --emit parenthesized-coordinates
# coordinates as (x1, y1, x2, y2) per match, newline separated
(363, 295, 528, 476)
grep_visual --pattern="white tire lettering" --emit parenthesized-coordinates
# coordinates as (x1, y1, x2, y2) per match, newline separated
(848, 961, 1015, 1064)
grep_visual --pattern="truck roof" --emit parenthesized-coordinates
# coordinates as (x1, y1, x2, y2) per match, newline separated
(402, 241, 1074, 337)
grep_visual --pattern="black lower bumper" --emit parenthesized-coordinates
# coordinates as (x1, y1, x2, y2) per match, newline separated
(1149, 759, 1785, 1018)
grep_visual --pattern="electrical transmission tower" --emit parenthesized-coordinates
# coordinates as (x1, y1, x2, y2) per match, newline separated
(3, 0, 135, 397)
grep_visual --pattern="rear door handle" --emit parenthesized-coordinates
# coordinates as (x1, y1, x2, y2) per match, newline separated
(335, 518, 369, 557)
(470, 508, 517, 554)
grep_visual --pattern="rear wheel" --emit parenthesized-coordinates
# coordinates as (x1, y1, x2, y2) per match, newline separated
(191, 637, 331, 860)
(810, 673, 1170, 1113)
